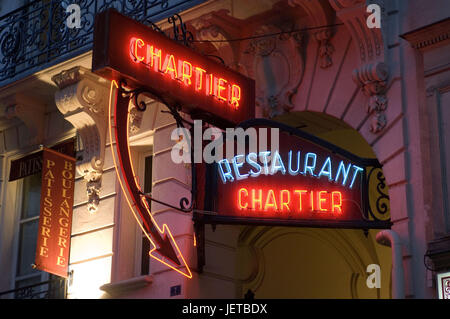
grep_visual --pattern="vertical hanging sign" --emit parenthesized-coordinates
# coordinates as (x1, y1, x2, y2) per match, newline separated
(35, 148, 76, 278)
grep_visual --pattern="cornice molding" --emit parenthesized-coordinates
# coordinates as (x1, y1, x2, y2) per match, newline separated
(289, 0, 336, 68)
(400, 17, 450, 51)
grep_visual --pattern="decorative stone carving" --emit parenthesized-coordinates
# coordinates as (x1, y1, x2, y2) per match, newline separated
(353, 62, 389, 133)
(242, 24, 305, 118)
(315, 29, 334, 69)
(129, 104, 143, 134)
(86, 178, 101, 213)
(192, 20, 230, 50)
(52, 66, 109, 213)
(3, 93, 46, 145)
(329, 0, 384, 63)
(189, 10, 241, 69)
(330, 0, 390, 134)
(289, 0, 336, 68)
(191, 4, 340, 118)
(245, 26, 277, 57)
(190, 3, 335, 117)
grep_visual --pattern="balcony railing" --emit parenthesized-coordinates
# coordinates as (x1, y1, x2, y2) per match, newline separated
(0, 278, 66, 299)
(0, 0, 204, 88)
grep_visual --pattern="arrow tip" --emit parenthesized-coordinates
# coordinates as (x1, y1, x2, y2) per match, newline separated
(157, 233, 181, 266)
(150, 225, 192, 279)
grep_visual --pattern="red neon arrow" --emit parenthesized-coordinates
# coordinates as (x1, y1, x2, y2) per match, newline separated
(108, 80, 192, 278)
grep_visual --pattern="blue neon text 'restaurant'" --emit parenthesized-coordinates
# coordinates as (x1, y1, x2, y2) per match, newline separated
(217, 150, 363, 189)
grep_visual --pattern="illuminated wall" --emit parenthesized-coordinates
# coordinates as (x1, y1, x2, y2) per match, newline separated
(67, 151, 117, 299)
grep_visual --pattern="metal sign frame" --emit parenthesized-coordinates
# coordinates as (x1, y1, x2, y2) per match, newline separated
(193, 118, 392, 271)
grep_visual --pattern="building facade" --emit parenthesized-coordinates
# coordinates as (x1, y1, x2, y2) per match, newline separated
(0, 0, 449, 299)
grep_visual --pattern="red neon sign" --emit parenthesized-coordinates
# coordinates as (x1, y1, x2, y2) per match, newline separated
(129, 37, 242, 108)
(220, 174, 353, 221)
(237, 188, 343, 214)
(93, 9, 255, 128)
(108, 80, 192, 279)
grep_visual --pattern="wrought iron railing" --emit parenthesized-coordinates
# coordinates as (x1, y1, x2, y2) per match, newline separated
(0, 0, 205, 88)
(0, 278, 66, 299)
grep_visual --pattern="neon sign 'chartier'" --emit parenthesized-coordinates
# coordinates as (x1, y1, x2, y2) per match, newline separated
(238, 188, 343, 214)
(130, 37, 242, 108)
(92, 9, 255, 129)
(218, 150, 364, 189)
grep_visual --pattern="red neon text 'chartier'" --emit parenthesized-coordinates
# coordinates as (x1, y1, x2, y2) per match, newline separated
(238, 188, 343, 214)
(130, 37, 241, 108)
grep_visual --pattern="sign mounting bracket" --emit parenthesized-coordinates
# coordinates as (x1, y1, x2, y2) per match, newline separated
(118, 79, 197, 213)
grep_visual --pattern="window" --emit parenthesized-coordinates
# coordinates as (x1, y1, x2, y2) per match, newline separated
(11, 169, 67, 299)
(140, 154, 152, 276)
(14, 172, 48, 296)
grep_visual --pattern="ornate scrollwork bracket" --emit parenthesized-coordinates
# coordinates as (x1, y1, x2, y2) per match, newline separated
(168, 14, 194, 47)
(365, 166, 390, 222)
(144, 13, 194, 48)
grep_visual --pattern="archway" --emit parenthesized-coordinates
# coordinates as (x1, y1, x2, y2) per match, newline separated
(235, 111, 392, 299)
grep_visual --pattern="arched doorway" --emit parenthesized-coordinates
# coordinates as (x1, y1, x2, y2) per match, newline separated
(237, 227, 391, 298)
(235, 111, 392, 299)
